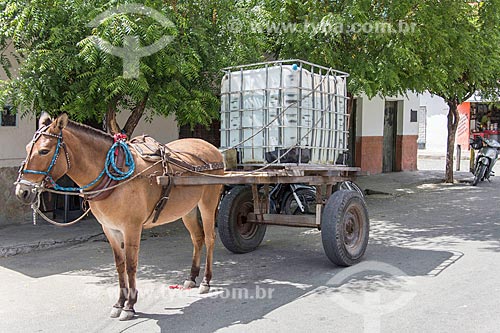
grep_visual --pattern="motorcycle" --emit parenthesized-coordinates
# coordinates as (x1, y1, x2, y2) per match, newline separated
(269, 183, 316, 215)
(470, 135, 500, 186)
(269, 181, 364, 215)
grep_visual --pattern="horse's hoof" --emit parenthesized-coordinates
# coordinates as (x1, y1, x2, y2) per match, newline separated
(110, 306, 122, 318)
(118, 309, 135, 321)
(183, 280, 196, 289)
(198, 283, 210, 294)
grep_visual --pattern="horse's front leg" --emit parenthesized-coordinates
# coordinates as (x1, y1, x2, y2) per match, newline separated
(119, 227, 142, 321)
(102, 227, 128, 318)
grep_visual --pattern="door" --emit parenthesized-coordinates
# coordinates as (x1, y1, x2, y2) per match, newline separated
(383, 101, 398, 172)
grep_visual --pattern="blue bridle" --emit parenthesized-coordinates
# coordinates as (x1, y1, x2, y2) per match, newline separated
(17, 125, 135, 193)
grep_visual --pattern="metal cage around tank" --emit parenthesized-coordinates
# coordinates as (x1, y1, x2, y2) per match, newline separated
(220, 59, 350, 166)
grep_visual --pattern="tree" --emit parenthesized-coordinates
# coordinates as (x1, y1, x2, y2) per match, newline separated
(252, 0, 500, 182)
(407, 0, 500, 182)
(0, 0, 264, 136)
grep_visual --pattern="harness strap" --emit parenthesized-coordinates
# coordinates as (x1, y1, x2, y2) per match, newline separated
(152, 175, 174, 224)
(84, 148, 125, 201)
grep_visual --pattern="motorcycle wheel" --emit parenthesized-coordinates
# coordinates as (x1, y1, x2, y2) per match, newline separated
(282, 188, 316, 215)
(472, 163, 488, 186)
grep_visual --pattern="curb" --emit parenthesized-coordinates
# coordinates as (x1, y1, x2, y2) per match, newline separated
(0, 232, 105, 258)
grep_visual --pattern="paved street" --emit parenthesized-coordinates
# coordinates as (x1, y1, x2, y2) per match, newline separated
(1, 166, 500, 332)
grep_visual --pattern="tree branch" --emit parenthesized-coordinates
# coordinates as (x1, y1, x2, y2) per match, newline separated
(106, 96, 121, 135)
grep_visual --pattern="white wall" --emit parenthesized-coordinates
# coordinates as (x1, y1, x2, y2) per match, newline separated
(396, 92, 419, 136)
(358, 94, 384, 136)
(0, 115, 36, 167)
(116, 112, 179, 143)
(0, 42, 33, 168)
(419, 92, 449, 153)
(357, 92, 419, 137)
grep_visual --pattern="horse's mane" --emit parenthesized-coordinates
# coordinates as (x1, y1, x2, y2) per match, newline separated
(66, 120, 114, 143)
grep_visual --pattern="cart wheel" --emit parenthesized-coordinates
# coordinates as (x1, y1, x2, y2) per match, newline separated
(321, 190, 369, 266)
(217, 186, 267, 254)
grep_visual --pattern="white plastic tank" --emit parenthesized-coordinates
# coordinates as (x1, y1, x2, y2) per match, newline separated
(220, 60, 348, 165)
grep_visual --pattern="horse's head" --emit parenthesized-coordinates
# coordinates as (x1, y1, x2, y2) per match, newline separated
(15, 113, 70, 204)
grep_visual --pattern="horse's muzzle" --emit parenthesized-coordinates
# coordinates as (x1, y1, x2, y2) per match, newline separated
(15, 182, 38, 205)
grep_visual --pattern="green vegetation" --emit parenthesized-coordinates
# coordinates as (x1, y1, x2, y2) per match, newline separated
(1, 0, 499, 181)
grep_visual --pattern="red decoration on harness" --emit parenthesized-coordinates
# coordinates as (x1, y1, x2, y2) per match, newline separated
(113, 133, 127, 142)
(113, 133, 128, 156)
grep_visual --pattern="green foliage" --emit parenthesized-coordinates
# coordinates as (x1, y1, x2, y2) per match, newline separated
(249, 0, 430, 97)
(0, 0, 264, 130)
(249, 0, 500, 99)
(1, 0, 498, 139)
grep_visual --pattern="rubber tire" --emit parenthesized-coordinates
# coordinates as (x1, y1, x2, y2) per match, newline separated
(321, 190, 369, 266)
(217, 186, 267, 254)
(472, 163, 488, 186)
(282, 188, 316, 215)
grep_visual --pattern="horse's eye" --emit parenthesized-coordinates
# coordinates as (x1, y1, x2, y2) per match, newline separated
(38, 149, 50, 156)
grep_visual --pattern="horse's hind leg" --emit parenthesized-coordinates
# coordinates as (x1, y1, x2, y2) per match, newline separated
(102, 227, 128, 318)
(181, 207, 205, 289)
(198, 184, 223, 294)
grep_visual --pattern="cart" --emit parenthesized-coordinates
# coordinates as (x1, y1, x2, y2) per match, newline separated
(157, 163, 369, 267)
(161, 60, 369, 266)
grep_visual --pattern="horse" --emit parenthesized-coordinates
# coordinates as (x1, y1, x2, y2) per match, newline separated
(15, 113, 224, 321)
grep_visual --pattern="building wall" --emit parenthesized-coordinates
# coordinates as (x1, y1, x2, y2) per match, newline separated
(354, 93, 419, 174)
(0, 116, 36, 167)
(0, 42, 32, 223)
(0, 41, 30, 168)
(419, 92, 449, 153)
(117, 112, 179, 143)
(355, 136, 383, 174)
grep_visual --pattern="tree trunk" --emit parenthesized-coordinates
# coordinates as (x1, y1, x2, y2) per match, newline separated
(106, 97, 121, 135)
(445, 98, 460, 183)
(122, 94, 149, 138)
(105, 95, 148, 138)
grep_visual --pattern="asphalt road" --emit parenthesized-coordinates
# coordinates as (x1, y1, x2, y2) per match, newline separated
(1, 172, 500, 333)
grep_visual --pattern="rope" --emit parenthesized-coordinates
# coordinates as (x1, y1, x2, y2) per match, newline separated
(31, 191, 92, 227)
(34, 205, 92, 227)
(42, 160, 162, 196)
(52, 140, 135, 192)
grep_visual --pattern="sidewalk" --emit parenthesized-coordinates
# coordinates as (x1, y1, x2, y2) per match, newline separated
(356, 170, 472, 196)
(418, 149, 472, 160)
(0, 170, 474, 258)
(0, 216, 104, 257)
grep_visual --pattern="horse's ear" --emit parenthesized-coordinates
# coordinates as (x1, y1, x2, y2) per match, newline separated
(38, 112, 52, 128)
(55, 113, 69, 131)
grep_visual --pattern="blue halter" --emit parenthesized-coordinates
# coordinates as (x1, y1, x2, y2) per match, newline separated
(23, 127, 67, 178)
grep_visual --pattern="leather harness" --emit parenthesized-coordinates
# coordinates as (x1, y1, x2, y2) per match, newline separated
(130, 135, 224, 223)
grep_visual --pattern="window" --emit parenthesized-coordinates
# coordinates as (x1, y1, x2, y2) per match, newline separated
(1, 105, 16, 126)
